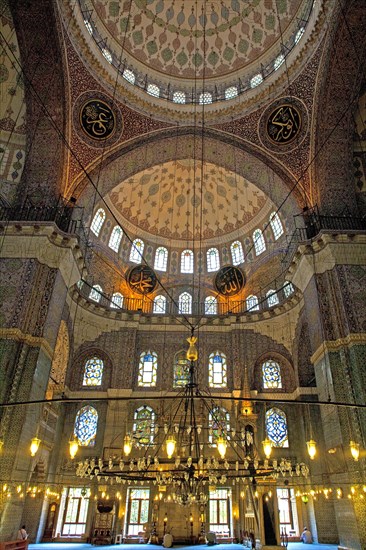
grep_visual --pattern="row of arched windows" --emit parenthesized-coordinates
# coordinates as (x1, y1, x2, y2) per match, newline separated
(82, 356, 284, 391)
(90, 209, 284, 272)
(73, 403, 289, 448)
(86, 282, 295, 313)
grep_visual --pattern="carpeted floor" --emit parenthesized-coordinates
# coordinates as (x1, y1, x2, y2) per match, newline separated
(28, 542, 339, 550)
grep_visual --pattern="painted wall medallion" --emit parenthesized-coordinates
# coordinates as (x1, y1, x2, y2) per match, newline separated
(128, 265, 157, 295)
(80, 99, 115, 140)
(266, 104, 301, 144)
(258, 97, 308, 154)
(214, 266, 245, 296)
(73, 91, 123, 148)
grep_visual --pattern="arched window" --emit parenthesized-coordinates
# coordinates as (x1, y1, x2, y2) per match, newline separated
(283, 281, 294, 298)
(109, 225, 123, 252)
(154, 247, 168, 271)
(173, 91, 186, 104)
(208, 406, 230, 445)
(246, 295, 259, 311)
(205, 296, 217, 315)
(266, 407, 289, 447)
(173, 350, 190, 388)
(253, 229, 266, 255)
(225, 86, 238, 100)
(102, 48, 112, 63)
(231, 240, 244, 265)
(111, 292, 123, 309)
(130, 239, 144, 263)
(89, 285, 102, 303)
(199, 92, 212, 104)
(208, 351, 227, 388)
(207, 248, 220, 272)
(90, 209, 105, 236)
(123, 68, 135, 84)
(262, 359, 282, 389)
(74, 405, 98, 446)
(269, 212, 284, 240)
(250, 73, 263, 88)
(147, 83, 160, 97)
(266, 290, 279, 308)
(153, 295, 166, 314)
(181, 249, 194, 273)
(178, 292, 192, 315)
(82, 357, 104, 386)
(138, 351, 158, 387)
(274, 54, 285, 70)
(133, 406, 155, 446)
(295, 27, 305, 44)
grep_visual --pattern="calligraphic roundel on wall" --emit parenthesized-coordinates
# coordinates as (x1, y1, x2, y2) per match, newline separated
(74, 91, 123, 148)
(214, 266, 245, 297)
(258, 97, 308, 154)
(128, 265, 157, 295)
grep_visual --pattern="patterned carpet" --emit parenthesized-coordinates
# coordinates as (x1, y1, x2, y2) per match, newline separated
(29, 542, 339, 550)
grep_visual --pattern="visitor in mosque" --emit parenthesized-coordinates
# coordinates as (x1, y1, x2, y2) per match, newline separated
(17, 525, 28, 540)
(300, 527, 312, 544)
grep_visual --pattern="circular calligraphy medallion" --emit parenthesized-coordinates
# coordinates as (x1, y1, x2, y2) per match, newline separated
(214, 266, 245, 297)
(266, 104, 301, 145)
(74, 91, 123, 148)
(80, 99, 116, 140)
(258, 97, 308, 154)
(128, 265, 157, 295)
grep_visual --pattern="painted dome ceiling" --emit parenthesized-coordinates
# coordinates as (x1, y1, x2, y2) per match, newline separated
(87, 0, 307, 81)
(105, 159, 273, 247)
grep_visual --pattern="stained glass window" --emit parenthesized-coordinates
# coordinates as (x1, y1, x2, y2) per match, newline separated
(109, 225, 123, 252)
(90, 209, 105, 236)
(74, 405, 98, 446)
(133, 406, 155, 446)
(111, 292, 123, 309)
(173, 350, 190, 388)
(205, 296, 217, 315)
(178, 292, 192, 315)
(253, 229, 266, 255)
(269, 212, 284, 240)
(266, 289, 279, 307)
(207, 248, 220, 272)
(154, 247, 168, 271)
(231, 240, 244, 265)
(126, 488, 150, 536)
(153, 295, 166, 314)
(130, 239, 144, 263)
(246, 294, 259, 311)
(89, 285, 102, 303)
(262, 359, 282, 389)
(266, 407, 289, 447)
(283, 281, 294, 298)
(208, 406, 230, 445)
(208, 352, 227, 388)
(181, 249, 194, 273)
(82, 357, 104, 386)
(138, 351, 157, 387)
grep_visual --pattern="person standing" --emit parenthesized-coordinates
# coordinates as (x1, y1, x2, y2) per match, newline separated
(17, 526, 28, 541)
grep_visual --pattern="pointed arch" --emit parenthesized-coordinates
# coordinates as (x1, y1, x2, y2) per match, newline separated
(108, 225, 123, 252)
(208, 351, 227, 388)
(231, 240, 244, 265)
(178, 292, 192, 314)
(266, 407, 289, 447)
(253, 229, 266, 255)
(90, 208, 106, 236)
(130, 239, 144, 263)
(181, 250, 194, 273)
(74, 405, 98, 446)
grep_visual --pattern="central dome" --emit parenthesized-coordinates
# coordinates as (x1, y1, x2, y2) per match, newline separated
(105, 159, 272, 246)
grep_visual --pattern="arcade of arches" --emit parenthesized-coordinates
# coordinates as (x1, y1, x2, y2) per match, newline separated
(0, 0, 366, 549)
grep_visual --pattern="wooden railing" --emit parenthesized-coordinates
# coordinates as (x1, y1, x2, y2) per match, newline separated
(0, 541, 29, 550)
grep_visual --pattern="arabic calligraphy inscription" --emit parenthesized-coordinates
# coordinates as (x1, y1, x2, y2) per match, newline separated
(80, 99, 116, 140)
(215, 266, 245, 297)
(128, 265, 157, 295)
(267, 104, 301, 144)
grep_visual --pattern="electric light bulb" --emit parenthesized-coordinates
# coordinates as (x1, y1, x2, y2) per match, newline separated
(217, 436, 227, 459)
(166, 435, 176, 459)
(123, 434, 132, 456)
(350, 441, 360, 461)
(30, 437, 41, 457)
(306, 439, 317, 460)
(69, 436, 79, 460)
(262, 438, 272, 459)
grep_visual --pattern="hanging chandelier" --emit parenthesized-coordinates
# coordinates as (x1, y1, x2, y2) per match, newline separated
(75, 335, 310, 505)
